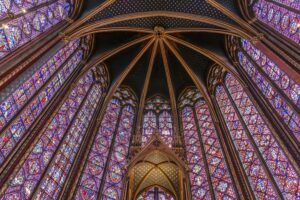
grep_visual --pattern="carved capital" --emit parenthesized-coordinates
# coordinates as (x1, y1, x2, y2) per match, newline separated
(65, 17, 74, 24)
(80, 60, 87, 65)
(59, 32, 71, 44)
(250, 34, 263, 44)
(248, 17, 257, 24)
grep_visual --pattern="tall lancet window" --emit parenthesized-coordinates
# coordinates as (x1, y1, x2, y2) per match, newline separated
(74, 87, 137, 200)
(250, 0, 300, 44)
(236, 38, 300, 143)
(0, 0, 74, 59)
(142, 95, 173, 146)
(0, 37, 90, 165)
(0, 65, 109, 199)
(179, 87, 236, 200)
(215, 72, 300, 199)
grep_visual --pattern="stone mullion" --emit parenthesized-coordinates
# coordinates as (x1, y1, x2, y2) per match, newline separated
(241, 48, 300, 114)
(177, 108, 192, 200)
(0, 45, 82, 135)
(191, 107, 216, 200)
(0, 20, 68, 68)
(254, 22, 300, 66)
(205, 96, 241, 199)
(58, 89, 107, 200)
(233, 60, 300, 159)
(222, 83, 284, 199)
(127, 107, 138, 157)
(210, 94, 256, 200)
(156, 111, 160, 131)
(260, 35, 300, 71)
(0, 59, 85, 187)
(242, 79, 300, 173)
(97, 107, 124, 200)
(264, 0, 300, 14)
(29, 82, 95, 199)
(120, 107, 137, 200)
(65, 90, 108, 199)
(0, 0, 57, 24)
(237, 0, 257, 21)
(0, 35, 60, 90)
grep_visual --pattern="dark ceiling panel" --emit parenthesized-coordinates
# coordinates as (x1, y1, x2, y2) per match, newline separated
(175, 42, 214, 87)
(165, 47, 195, 99)
(122, 46, 152, 98)
(177, 32, 225, 51)
(104, 41, 147, 84)
(84, 1, 234, 99)
(81, 0, 106, 16)
(215, 0, 242, 17)
(92, 32, 148, 56)
(86, 0, 236, 25)
(102, 16, 218, 29)
(147, 52, 169, 99)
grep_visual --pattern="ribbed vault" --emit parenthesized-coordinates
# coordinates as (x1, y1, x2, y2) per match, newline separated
(57, 1, 263, 144)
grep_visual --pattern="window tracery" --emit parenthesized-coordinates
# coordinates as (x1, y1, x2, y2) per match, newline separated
(215, 72, 300, 199)
(251, 0, 300, 44)
(0, 0, 73, 59)
(232, 37, 300, 143)
(0, 38, 85, 165)
(142, 95, 173, 146)
(0, 64, 108, 199)
(74, 87, 137, 200)
(179, 87, 236, 199)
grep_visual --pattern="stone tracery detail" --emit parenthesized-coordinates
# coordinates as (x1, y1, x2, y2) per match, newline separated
(0, 1, 300, 199)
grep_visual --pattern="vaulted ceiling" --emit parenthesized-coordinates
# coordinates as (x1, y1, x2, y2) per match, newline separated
(62, 0, 258, 101)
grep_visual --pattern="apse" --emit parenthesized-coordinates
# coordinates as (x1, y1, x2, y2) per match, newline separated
(0, 0, 299, 200)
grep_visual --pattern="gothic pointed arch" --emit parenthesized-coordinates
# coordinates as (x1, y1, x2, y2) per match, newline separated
(124, 132, 190, 200)
(141, 95, 173, 146)
(178, 86, 237, 199)
(226, 36, 300, 151)
(73, 85, 137, 200)
(208, 65, 300, 199)
(0, 63, 109, 199)
(0, 1, 300, 199)
(248, 0, 300, 47)
(0, 35, 93, 168)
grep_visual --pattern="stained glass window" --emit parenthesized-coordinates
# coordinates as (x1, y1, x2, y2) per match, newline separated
(237, 38, 300, 142)
(142, 95, 173, 146)
(0, 38, 83, 164)
(74, 87, 137, 200)
(0, 68, 102, 199)
(137, 187, 175, 200)
(101, 104, 135, 200)
(0, 0, 73, 59)
(0, 0, 54, 19)
(215, 72, 300, 199)
(179, 88, 236, 199)
(75, 99, 121, 200)
(251, 0, 300, 44)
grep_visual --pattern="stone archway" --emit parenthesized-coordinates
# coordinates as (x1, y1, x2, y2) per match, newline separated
(122, 133, 191, 200)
